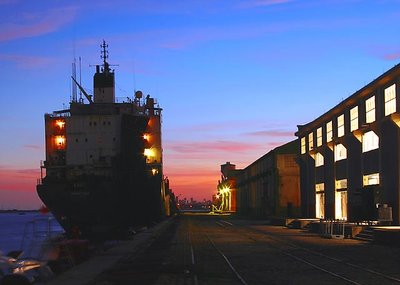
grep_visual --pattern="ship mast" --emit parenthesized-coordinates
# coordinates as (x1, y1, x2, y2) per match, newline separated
(93, 40, 115, 103)
(100, 40, 110, 73)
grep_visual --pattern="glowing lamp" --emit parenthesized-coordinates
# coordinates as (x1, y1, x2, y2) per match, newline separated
(151, 168, 158, 175)
(55, 120, 65, 129)
(54, 135, 66, 149)
(221, 187, 230, 194)
(144, 148, 154, 157)
(143, 134, 150, 141)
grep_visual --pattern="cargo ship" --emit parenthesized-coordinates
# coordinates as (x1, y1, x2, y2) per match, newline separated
(37, 41, 170, 239)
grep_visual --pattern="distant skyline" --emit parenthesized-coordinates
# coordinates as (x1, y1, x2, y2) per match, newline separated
(1, 0, 400, 209)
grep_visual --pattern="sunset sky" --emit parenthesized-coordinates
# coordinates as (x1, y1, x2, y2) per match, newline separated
(1, 0, 400, 209)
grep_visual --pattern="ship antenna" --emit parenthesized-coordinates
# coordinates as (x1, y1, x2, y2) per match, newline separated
(100, 40, 109, 72)
(79, 56, 83, 103)
(71, 58, 77, 103)
(71, 37, 77, 103)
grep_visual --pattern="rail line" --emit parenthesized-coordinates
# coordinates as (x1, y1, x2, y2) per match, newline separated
(216, 219, 400, 285)
(186, 218, 199, 285)
(205, 234, 249, 285)
(187, 218, 249, 285)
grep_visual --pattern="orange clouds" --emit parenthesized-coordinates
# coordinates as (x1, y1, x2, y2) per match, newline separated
(164, 165, 219, 201)
(0, 168, 41, 209)
(0, 168, 39, 192)
(164, 140, 261, 200)
(246, 129, 295, 137)
(163, 125, 296, 200)
(167, 140, 263, 155)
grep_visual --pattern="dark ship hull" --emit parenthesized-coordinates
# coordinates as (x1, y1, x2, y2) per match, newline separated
(37, 173, 163, 239)
(36, 42, 171, 240)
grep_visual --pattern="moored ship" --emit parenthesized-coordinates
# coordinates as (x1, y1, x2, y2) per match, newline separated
(37, 42, 170, 239)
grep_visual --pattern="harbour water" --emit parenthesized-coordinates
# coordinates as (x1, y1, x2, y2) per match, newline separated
(0, 212, 63, 257)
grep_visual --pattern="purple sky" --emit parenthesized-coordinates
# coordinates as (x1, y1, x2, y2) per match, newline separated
(1, 0, 400, 209)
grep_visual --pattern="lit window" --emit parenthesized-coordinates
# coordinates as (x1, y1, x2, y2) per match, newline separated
(301, 137, 306, 154)
(366, 96, 375, 123)
(350, 106, 358, 132)
(54, 135, 66, 149)
(316, 183, 325, 192)
(144, 148, 154, 157)
(337, 114, 344, 137)
(326, 121, 333, 142)
(308, 132, 314, 151)
(335, 179, 347, 190)
(334, 144, 347, 161)
(362, 131, 379, 153)
(315, 152, 324, 167)
(363, 173, 380, 186)
(55, 120, 65, 130)
(315, 183, 325, 219)
(385, 84, 396, 116)
(335, 191, 347, 220)
(317, 127, 322, 147)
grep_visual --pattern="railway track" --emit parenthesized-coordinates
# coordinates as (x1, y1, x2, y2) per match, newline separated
(211, 219, 400, 285)
(87, 214, 400, 285)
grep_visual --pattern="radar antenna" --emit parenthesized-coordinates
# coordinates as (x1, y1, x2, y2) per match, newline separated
(100, 40, 108, 65)
(98, 40, 118, 73)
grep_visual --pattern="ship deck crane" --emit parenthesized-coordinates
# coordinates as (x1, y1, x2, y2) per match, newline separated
(71, 76, 93, 104)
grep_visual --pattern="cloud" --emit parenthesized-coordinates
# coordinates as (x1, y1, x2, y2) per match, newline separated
(238, 0, 293, 8)
(167, 120, 253, 134)
(0, 168, 43, 208)
(245, 129, 295, 137)
(0, 168, 39, 194)
(0, 0, 18, 5)
(166, 119, 286, 138)
(158, 25, 277, 50)
(383, 52, 400, 61)
(165, 165, 218, 177)
(156, 17, 366, 50)
(163, 165, 219, 200)
(367, 45, 400, 61)
(0, 6, 77, 42)
(163, 140, 262, 199)
(167, 140, 263, 154)
(24, 144, 42, 150)
(163, 136, 295, 200)
(0, 54, 55, 69)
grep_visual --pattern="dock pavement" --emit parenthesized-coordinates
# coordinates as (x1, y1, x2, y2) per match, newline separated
(46, 217, 175, 285)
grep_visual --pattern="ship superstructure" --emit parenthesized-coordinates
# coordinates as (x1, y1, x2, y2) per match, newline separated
(37, 42, 166, 239)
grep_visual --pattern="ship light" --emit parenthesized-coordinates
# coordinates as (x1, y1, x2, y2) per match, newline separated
(143, 133, 150, 141)
(55, 120, 65, 129)
(222, 187, 230, 194)
(144, 148, 154, 157)
(54, 136, 66, 148)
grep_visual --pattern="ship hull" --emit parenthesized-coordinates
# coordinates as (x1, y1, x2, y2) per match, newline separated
(37, 174, 163, 240)
(36, 42, 169, 240)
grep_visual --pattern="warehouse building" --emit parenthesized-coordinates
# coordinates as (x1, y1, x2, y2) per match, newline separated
(235, 140, 301, 218)
(296, 64, 400, 224)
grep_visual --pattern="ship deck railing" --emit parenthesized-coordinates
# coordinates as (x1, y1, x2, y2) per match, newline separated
(20, 217, 64, 260)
